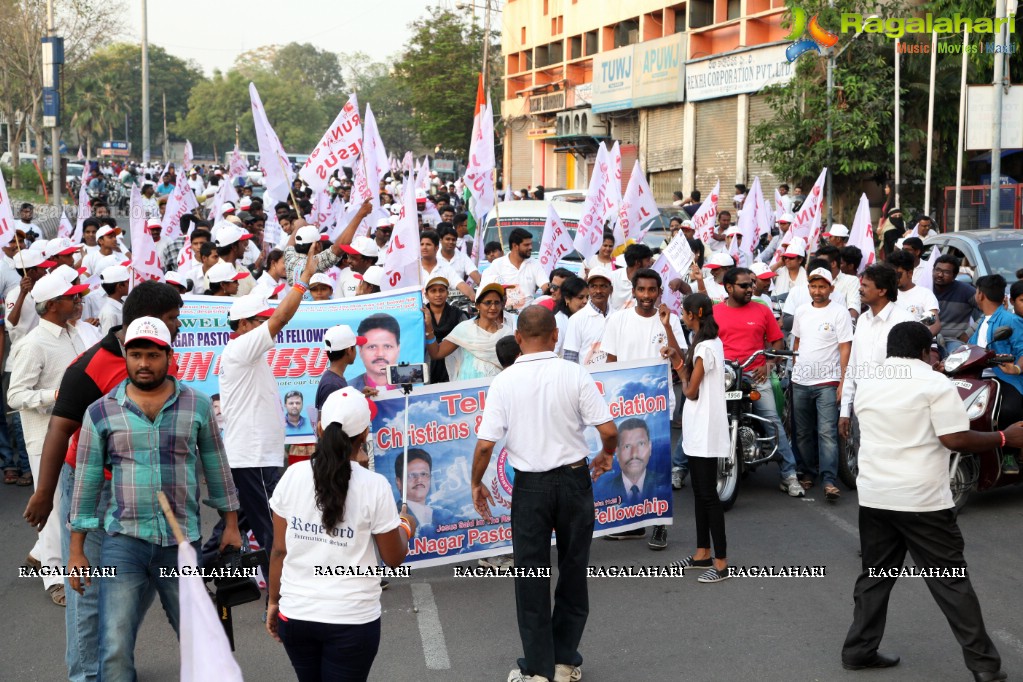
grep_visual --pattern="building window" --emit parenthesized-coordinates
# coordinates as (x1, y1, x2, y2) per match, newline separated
(521, 26, 527, 43)
(727, 0, 741, 20)
(550, 40, 564, 63)
(535, 44, 549, 68)
(585, 30, 598, 55)
(668, 3, 687, 33)
(570, 35, 582, 60)
(543, 0, 549, 15)
(689, 0, 713, 28)
(613, 18, 640, 48)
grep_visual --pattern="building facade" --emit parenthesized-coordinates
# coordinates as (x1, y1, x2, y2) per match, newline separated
(501, 0, 794, 204)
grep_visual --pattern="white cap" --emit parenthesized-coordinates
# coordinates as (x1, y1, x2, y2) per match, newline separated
(213, 223, 253, 248)
(355, 265, 384, 288)
(31, 272, 89, 303)
(750, 262, 777, 279)
(29, 239, 48, 252)
(100, 265, 131, 284)
(12, 250, 56, 270)
(777, 213, 795, 224)
(319, 386, 375, 438)
(375, 217, 393, 229)
(681, 219, 694, 229)
(238, 197, 252, 209)
(206, 261, 247, 284)
(807, 267, 834, 284)
(124, 316, 172, 348)
(341, 236, 380, 258)
(296, 225, 329, 246)
(220, 202, 236, 216)
(43, 238, 81, 258)
(706, 252, 736, 269)
(145, 218, 162, 231)
(586, 266, 613, 284)
(52, 264, 87, 283)
(825, 223, 849, 238)
(724, 226, 742, 237)
(782, 237, 807, 259)
(165, 270, 192, 289)
(228, 294, 274, 321)
(323, 324, 367, 352)
(309, 273, 335, 290)
(96, 225, 121, 239)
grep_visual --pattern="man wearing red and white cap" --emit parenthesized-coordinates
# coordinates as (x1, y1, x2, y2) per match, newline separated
(43, 237, 84, 271)
(824, 223, 850, 249)
(5, 250, 57, 346)
(771, 236, 808, 297)
(213, 223, 256, 296)
(316, 325, 368, 411)
(205, 261, 246, 297)
(757, 212, 794, 265)
(701, 252, 735, 303)
(750, 262, 779, 309)
(338, 235, 381, 298)
(146, 218, 163, 246)
(98, 265, 131, 334)
(355, 265, 384, 296)
(9, 272, 88, 605)
(283, 201, 373, 287)
(217, 244, 320, 584)
(564, 266, 613, 366)
(81, 225, 121, 279)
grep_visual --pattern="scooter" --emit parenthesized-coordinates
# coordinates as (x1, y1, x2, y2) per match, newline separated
(717, 348, 797, 511)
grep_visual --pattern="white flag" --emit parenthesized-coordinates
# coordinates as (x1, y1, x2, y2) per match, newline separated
(300, 94, 363, 192)
(417, 158, 431, 192)
(690, 180, 720, 244)
(917, 242, 939, 291)
(263, 210, 283, 251)
(617, 160, 658, 242)
(736, 178, 761, 257)
(381, 175, 421, 291)
(789, 168, 827, 252)
(464, 96, 496, 228)
(662, 230, 695, 277)
(604, 141, 624, 244)
(652, 253, 684, 315)
(229, 144, 248, 180)
(162, 172, 199, 243)
(76, 146, 85, 161)
(177, 541, 244, 682)
(129, 185, 163, 282)
(210, 180, 239, 222)
(573, 143, 612, 260)
(750, 178, 772, 250)
(0, 166, 17, 249)
(249, 82, 295, 200)
(182, 140, 194, 172)
(362, 104, 389, 181)
(848, 193, 876, 274)
(58, 209, 74, 240)
(73, 184, 91, 244)
(538, 204, 574, 276)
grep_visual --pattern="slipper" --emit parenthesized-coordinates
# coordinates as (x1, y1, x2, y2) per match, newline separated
(16, 471, 33, 487)
(799, 479, 814, 490)
(4, 469, 19, 484)
(47, 584, 66, 607)
(670, 555, 713, 571)
(824, 484, 840, 501)
(698, 567, 732, 583)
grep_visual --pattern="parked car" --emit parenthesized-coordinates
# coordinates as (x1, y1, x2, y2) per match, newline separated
(546, 189, 586, 203)
(923, 229, 1023, 282)
(477, 200, 583, 274)
(0, 152, 38, 167)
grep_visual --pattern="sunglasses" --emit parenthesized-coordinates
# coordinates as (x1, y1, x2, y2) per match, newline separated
(731, 282, 753, 289)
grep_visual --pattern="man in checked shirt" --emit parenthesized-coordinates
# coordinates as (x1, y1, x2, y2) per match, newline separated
(67, 317, 241, 681)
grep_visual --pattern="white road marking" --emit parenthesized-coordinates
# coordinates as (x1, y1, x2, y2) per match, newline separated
(993, 629, 1023, 661)
(411, 582, 451, 669)
(811, 501, 860, 539)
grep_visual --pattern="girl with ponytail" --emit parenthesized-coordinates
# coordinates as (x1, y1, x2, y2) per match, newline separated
(266, 387, 416, 681)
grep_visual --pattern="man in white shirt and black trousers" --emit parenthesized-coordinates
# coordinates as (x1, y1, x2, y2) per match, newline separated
(472, 306, 618, 682)
(841, 321, 1022, 682)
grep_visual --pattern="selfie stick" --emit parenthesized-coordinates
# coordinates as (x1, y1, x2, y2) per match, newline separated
(400, 364, 414, 507)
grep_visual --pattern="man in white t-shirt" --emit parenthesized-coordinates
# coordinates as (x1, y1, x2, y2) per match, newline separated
(479, 227, 549, 312)
(217, 247, 318, 582)
(5, 250, 57, 346)
(17, 203, 44, 243)
(563, 267, 613, 365)
(842, 320, 1019, 681)
(889, 250, 940, 336)
(600, 267, 685, 550)
(791, 268, 853, 500)
(608, 243, 654, 313)
(437, 223, 480, 285)
(420, 230, 473, 300)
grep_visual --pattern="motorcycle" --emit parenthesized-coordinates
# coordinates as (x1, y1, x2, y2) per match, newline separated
(717, 348, 797, 510)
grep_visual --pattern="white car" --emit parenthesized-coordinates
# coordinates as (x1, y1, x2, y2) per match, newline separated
(477, 200, 583, 275)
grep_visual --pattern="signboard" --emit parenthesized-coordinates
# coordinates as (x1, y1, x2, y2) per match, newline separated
(102, 140, 130, 150)
(529, 90, 569, 115)
(433, 158, 455, 173)
(966, 85, 1023, 150)
(574, 82, 593, 105)
(526, 127, 556, 139)
(685, 43, 794, 102)
(592, 43, 635, 113)
(632, 33, 686, 108)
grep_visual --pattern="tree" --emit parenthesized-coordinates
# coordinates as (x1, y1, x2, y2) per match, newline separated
(393, 9, 501, 156)
(340, 52, 419, 155)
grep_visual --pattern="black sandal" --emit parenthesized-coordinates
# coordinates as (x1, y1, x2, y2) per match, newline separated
(671, 555, 713, 571)
(698, 566, 731, 583)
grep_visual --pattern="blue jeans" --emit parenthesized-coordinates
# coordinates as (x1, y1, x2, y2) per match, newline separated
(97, 533, 199, 681)
(277, 615, 381, 682)
(944, 338, 965, 357)
(511, 464, 592, 681)
(60, 463, 111, 682)
(792, 383, 840, 486)
(672, 437, 690, 471)
(752, 377, 797, 479)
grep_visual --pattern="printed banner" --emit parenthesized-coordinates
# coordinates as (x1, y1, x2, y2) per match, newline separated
(369, 358, 673, 568)
(174, 288, 424, 444)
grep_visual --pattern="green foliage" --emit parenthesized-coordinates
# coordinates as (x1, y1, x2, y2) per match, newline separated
(1, 163, 43, 192)
(341, 53, 420, 155)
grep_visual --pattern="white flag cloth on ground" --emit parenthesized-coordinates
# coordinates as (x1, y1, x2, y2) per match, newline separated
(538, 204, 574, 276)
(178, 541, 244, 682)
(73, 184, 91, 244)
(604, 141, 624, 244)
(573, 143, 613, 260)
(58, 209, 74, 240)
(617, 159, 658, 242)
(300, 94, 363, 192)
(848, 193, 876, 274)
(381, 176, 420, 291)
(788, 168, 827, 251)
(249, 82, 295, 200)
(229, 144, 248, 180)
(0, 167, 18, 249)
(130, 185, 163, 282)
(162, 172, 199, 243)
(690, 180, 720, 244)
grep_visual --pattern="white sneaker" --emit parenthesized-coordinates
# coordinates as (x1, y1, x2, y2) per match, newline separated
(554, 663, 582, 682)
(508, 670, 550, 682)
(671, 466, 687, 489)
(478, 554, 515, 572)
(780, 475, 805, 497)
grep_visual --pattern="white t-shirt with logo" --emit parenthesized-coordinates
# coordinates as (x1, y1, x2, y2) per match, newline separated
(895, 285, 940, 322)
(479, 256, 548, 310)
(563, 304, 610, 365)
(601, 307, 687, 362)
(269, 462, 400, 624)
(681, 338, 729, 458)
(220, 324, 285, 468)
(791, 300, 854, 386)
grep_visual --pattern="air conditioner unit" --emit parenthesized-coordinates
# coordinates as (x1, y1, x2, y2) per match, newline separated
(555, 108, 607, 138)
(555, 111, 573, 137)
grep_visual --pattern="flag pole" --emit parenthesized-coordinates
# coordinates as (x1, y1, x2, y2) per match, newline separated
(157, 491, 187, 545)
(273, 154, 303, 220)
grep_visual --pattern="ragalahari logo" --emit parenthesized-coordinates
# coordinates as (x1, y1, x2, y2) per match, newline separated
(786, 8, 840, 62)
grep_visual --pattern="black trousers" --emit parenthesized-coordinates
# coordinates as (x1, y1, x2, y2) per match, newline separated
(203, 466, 283, 579)
(689, 457, 727, 558)
(842, 506, 1001, 673)
(511, 464, 593, 681)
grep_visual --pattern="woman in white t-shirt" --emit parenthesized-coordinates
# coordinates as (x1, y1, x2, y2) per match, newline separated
(553, 276, 589, 356)
(266, 388, 416, 682)
(583, 232, 615, 276)
(665, 293, 731, 583)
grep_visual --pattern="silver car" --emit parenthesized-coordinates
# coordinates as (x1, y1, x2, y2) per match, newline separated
(923, 229, 1023, 282)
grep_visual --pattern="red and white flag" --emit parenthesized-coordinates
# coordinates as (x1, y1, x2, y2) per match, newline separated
(604, 141, 624, 243)
(690, 180, 720, 244)
(229, 144, 248, 180)
(76, 146, 85, 161)
(182, 140, 193, 172)
(538, 204, 573, 276)
(73, 184, 91, 244)
(617, 159, 658, 242)
(573, 143, 612, 260)
(363, 104, 389, 182)
(788, 168, 827, 252)
(417, 158, 431, 192)
(58, 209, 74, 240)
(129, 185, 163, 283)
(736, 177, 765, 258)
(210, 180, 239, 222)
(848, 193, 875, 274)
(162, 171, 199, 243)
(464, 74, 496, 228)
(0, 165, 17, 249)
(652, 253, 684, 315)
(249, 82, 295, 200)
(300, 93, 363, 192)
(177, 541, 244, 682)
(381, 172, 421, 291)
(402, 151, 414, 173)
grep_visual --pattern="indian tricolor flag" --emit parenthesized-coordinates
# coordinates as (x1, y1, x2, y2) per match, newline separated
(463, 73, 495, 246)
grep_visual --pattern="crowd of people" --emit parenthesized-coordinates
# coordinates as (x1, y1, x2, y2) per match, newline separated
(4, 155, 1023, 682)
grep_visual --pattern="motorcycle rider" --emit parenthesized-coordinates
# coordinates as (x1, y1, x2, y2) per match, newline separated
(968, 274, 1023, 475)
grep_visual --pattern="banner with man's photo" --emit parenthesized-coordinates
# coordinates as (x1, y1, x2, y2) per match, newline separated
(173, 286, 424, 443)
(370, 358, 673, 568)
